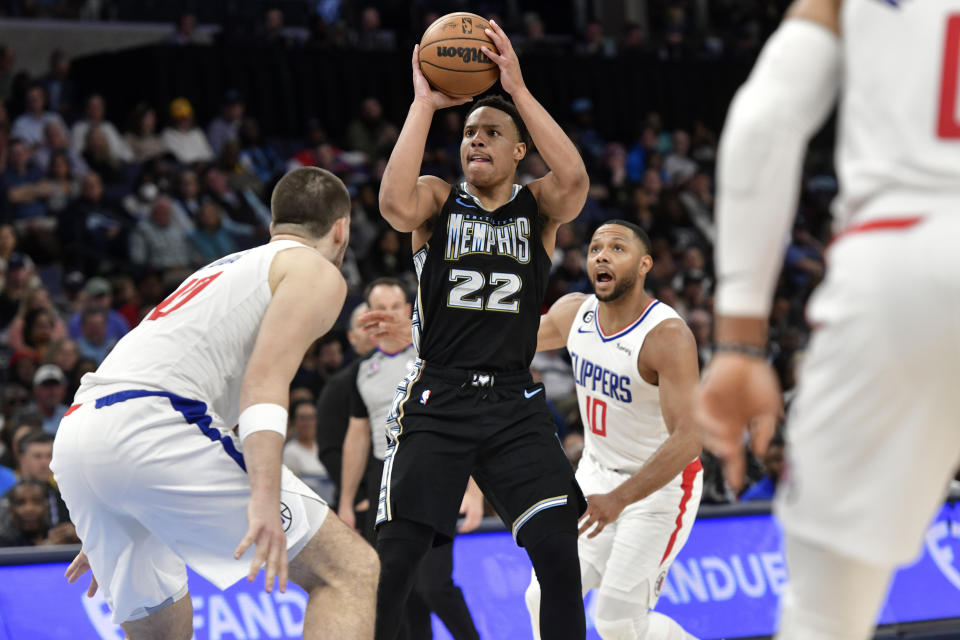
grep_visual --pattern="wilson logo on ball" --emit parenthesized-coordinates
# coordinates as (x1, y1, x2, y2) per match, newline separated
(435, 46, 492, 65)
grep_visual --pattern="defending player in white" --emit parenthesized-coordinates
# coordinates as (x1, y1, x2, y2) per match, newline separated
(526, 221, 702, 640)
(50, 167, 379, 640)
(699, 0, 960, 638)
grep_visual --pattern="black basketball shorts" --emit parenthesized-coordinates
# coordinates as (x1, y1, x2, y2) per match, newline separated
(375, 361, 586, 546)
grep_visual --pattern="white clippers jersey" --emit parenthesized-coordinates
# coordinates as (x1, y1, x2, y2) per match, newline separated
(566, 296, 681, 474)
(76, 240, 311, 429)
(834, 0, 960, 226)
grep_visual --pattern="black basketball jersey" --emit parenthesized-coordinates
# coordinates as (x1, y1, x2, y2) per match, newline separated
(411, 181, 550, 372)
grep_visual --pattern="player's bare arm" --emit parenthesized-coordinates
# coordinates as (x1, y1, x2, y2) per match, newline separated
(338, 416, 372, 531)
(537, 293, 588, 351)
(234, 247, 347, 593)
(699, 0, 841, 491)
(480, 21, 589, 248)
(379, 45, 470, 238)
(579, 319, 702, 538)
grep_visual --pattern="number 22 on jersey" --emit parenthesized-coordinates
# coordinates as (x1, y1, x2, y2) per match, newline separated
(145, 272, 222, 321)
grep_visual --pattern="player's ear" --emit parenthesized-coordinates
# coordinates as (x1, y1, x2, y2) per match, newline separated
(514, 141, 526, 163)
(638, 253, 653, 277)
(333, 216, 348, 246)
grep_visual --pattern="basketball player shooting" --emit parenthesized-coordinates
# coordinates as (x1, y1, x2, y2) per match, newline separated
(52, 168, 379, 640)
(375, 19, 591, 640)
(698, 0, 960, 638)
(525, 221, 702, 640)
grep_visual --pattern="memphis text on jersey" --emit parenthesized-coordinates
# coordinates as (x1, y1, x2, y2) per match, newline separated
(570, 350, 632, 403)
(444, 213, 531, 263)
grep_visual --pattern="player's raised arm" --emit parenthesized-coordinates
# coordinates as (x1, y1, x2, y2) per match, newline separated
(379, 45, 471, 233)
(537, 293, 588, 351)
(234, 248, 347, 593)
(579, 319, 702, 537)
(481, 20, 588, 226)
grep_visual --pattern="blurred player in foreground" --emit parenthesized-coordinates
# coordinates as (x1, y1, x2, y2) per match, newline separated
(699, 0, 960, 638)
(52, 167, 379, 640)
(526, 221, 702, 640)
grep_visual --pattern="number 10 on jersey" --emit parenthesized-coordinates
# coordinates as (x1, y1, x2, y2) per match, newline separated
(585, 395, 607, 437)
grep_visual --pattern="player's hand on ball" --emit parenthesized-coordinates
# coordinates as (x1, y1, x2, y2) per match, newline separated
(65, 551, 98, 598)
(578, 492, 626, 538)
(697, 353, 781, 492)
(482, 20, 525, 96)
(412, 44, 472, 110)
(234, 496, 289, 594)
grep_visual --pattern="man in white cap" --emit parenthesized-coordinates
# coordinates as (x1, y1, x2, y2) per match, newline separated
(29, 364, 68, 434)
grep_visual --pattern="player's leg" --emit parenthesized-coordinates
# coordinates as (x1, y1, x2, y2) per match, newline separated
(593, 470, 701, 640)
(525, 458, 612, 640)
(776, 535, 892, 640)
(414, 542, 480, 640)
(52, 401, 193, 638)
(775, 221, 960, 638)
(476, 390, 588, 640)
(287, 512, 379, 640)
(375, 518, 436, 640)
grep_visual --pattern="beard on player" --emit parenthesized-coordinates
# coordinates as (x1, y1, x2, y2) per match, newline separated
(591, 266, 639, 303)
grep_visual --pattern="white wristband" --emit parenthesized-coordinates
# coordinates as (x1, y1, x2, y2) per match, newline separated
(238, 403, 288, 442)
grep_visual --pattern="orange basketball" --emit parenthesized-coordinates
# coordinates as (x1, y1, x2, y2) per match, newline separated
(418, 12, 500, 98)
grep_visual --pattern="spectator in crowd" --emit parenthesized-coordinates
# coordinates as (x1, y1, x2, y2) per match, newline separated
(664, 130, 698, 185)
(562, 432, 584, 471)
(11, 83, 66, 148)
(201, 166, 269, 230)
(238, 117, 283, 183)
(2, 430, 75, 540)
(162, 98, 214, 165)
(44, 150, 79, 216)
(576, 21, 616, 57)
(6, 284, 66, 354)
(344, 97, 397, 160)
(34, 120, 87, 176)
(258, 8, 293, 47)
(740, 432, 786, 502)
(358, 226, 413, 287)
(689, 308, 713, 369)
(166, 11, 198, 45)
(123, 102, 166, 163)
(0, 384, 31, 467)
(67, 276, 129, 344)
(71, 94, 134, 162)
(0, 224, 19, 282)
(292, 334, 344, 400)
(27, 365, 68, 434)
(75, 307, 115, 365)
(44, 337, 80, 397)
(353, 6, 395, 51)
(58, 171, 131, 273)
(206, 89, 244, 155)
(81, 126, 127, 189)
(188, 199, 237, 264)
(2, 138, 52, 221)
(0, 481, 49, 546)
(0, 45, 17, 103)
(7, 350, 39, 392)
(39, 49, 75, 119)
(283, 400, 328, 478)
(129, 197, 191, 271)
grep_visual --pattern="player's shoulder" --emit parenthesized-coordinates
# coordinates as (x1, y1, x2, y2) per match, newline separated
(269, 243, 345, 295)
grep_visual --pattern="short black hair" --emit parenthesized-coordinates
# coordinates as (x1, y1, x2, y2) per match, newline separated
(270, 167, 351, 238)
(363, 277, 407, 305)
(17, 430, 53, 456)
(466, 95, 531, 148)
(596, 219, 652, 255)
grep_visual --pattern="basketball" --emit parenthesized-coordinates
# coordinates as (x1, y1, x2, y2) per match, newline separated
(418, 12, 500, 98)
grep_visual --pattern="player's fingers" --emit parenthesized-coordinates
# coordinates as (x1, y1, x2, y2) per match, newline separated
(65, 554, 88, 581)
(723, 448, 747, 495)
(411, 44, 420, 70)
(86, 576, 98, 598)
(749, 412, 778, 458)
(479, 46, 503, 64)
(588, 520, 606, 539)
(264, 539, 278, 594)
(278, 546, 289, 594)
(233, 531, 255, 560)
(577, 513, 595, 536)
(247, 534, 268, 582)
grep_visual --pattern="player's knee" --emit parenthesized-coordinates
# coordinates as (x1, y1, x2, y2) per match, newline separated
(593, 612, 649, 640)
(594, 592, 649, 640)
(352, 540, 380, 588)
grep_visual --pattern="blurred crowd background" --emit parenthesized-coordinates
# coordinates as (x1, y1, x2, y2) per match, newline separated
(0, 0, 830, 547)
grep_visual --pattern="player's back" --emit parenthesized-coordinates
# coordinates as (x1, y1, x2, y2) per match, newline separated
(75, 240, 309, 429)
(836, 0, 960, 226)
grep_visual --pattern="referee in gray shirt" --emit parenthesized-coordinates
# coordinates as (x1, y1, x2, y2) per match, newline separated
(339, 278, 481, 640)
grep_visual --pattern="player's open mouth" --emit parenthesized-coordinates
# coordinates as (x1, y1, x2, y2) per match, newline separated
(596, 272, 613, 283)
(468, 154, 491, 163)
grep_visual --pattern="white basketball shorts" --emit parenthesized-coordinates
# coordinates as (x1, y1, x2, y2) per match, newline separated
(776, 213, 960, 567)
(50, 388, 329, 624)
